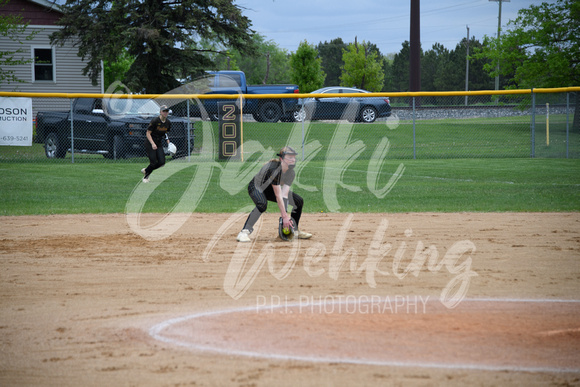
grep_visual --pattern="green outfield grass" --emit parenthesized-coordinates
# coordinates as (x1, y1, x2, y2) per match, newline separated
(1, 116, 578, 215)
(199, 116, 576, 160)
(1, 158, 578, 215)
(1, 114, 577, 162)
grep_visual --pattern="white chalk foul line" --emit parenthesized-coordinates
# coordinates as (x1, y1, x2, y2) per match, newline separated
(149, 297, 580, 374)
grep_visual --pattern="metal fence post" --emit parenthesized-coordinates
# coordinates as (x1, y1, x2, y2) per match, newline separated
(531, 89, 535, 158)
(70, 98, 74, 163)
(412, 96, 416, 159)
(301, 117, 305, 161)
(187, 98, 191, 162)
(566, 92, 570, 159)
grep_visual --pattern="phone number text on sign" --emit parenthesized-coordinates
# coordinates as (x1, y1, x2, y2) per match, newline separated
(2, 136, 30, 142)
(0, 97, 33, 146)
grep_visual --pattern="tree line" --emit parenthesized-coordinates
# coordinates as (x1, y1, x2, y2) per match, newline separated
(62, 1, 577, 103)
(2, 1, 578, 114)
(103, 33, 499, 95)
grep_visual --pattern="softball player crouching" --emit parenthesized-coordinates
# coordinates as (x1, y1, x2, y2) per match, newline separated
(237, 146, 312, 242)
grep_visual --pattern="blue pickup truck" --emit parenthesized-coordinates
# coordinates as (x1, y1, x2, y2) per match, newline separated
(192, 71, 300, 122)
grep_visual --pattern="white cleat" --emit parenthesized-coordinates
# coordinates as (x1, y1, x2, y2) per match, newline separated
(237, 229, 251, 242)
(295, 230, 312, 239)
(142, 168, 150, 182)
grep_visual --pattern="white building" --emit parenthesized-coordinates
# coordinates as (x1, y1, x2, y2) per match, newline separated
(1, 0, 103, 110)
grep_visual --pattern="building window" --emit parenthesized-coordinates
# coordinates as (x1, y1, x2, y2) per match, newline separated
(33, 48, 54, 81)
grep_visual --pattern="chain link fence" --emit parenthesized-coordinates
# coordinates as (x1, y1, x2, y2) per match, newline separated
(0, 89, 577, 163)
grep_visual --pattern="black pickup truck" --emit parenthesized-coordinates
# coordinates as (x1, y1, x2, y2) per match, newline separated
(35, 98, 194, 159)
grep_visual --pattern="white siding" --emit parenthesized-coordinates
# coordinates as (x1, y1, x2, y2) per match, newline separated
(0, 26, 103, 111)
(1, 26, 103, 113)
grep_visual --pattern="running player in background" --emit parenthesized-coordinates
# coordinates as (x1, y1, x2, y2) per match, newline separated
(142, 105, 171, 183)
(237, 146, 312, 242)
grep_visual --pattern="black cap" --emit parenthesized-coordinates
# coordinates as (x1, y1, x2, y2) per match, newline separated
(160, 105, 169, 112)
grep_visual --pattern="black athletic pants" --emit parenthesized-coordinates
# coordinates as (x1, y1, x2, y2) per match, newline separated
(243, 179, 304, 233)
(144, 141, 165, 177)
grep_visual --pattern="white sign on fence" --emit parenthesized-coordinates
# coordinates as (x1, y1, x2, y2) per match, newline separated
(0, 97, 33, 146)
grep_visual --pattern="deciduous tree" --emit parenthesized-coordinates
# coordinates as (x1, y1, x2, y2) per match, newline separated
(340, 38, 384, 92)
(289, 40, 325, 93)
(103, 49, 134, 91)
(475, 0, 579, 128)
(220, 34, 292, 85)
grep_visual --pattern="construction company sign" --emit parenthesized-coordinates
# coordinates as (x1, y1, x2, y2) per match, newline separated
(0, 97, 33, 146)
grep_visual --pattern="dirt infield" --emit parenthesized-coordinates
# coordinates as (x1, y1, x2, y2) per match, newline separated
(1, 212, 579, 386)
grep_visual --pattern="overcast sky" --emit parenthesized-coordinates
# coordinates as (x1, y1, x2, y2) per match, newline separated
(236, 0, 547, 55)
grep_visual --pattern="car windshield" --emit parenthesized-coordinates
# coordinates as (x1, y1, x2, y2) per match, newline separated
(342, 88, 366, 94)
(311, 88, 367, 95)
(105, 98, 161, 116)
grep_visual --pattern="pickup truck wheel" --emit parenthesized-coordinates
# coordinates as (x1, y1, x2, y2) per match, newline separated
(258, 101, 282, 123)
(360, 106, 377, 123)
(45, 132, 66, 159)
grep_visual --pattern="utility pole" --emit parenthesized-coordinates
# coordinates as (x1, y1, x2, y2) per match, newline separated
(465, 25, 469, 106)
(410, 0, 421, 105)
(489, 0, 510, 92)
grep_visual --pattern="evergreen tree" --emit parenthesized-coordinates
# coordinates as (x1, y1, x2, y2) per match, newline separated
(464, 38, 494, 91)
(51, 0, 256, 94)
(448, 40, 468, 91)
(391, 41, 412, 92)
(382, 53, 395, 92)
(431, 44, 453, 92)
(421, 45, 439, 92)
(317, 38, 346, 87)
